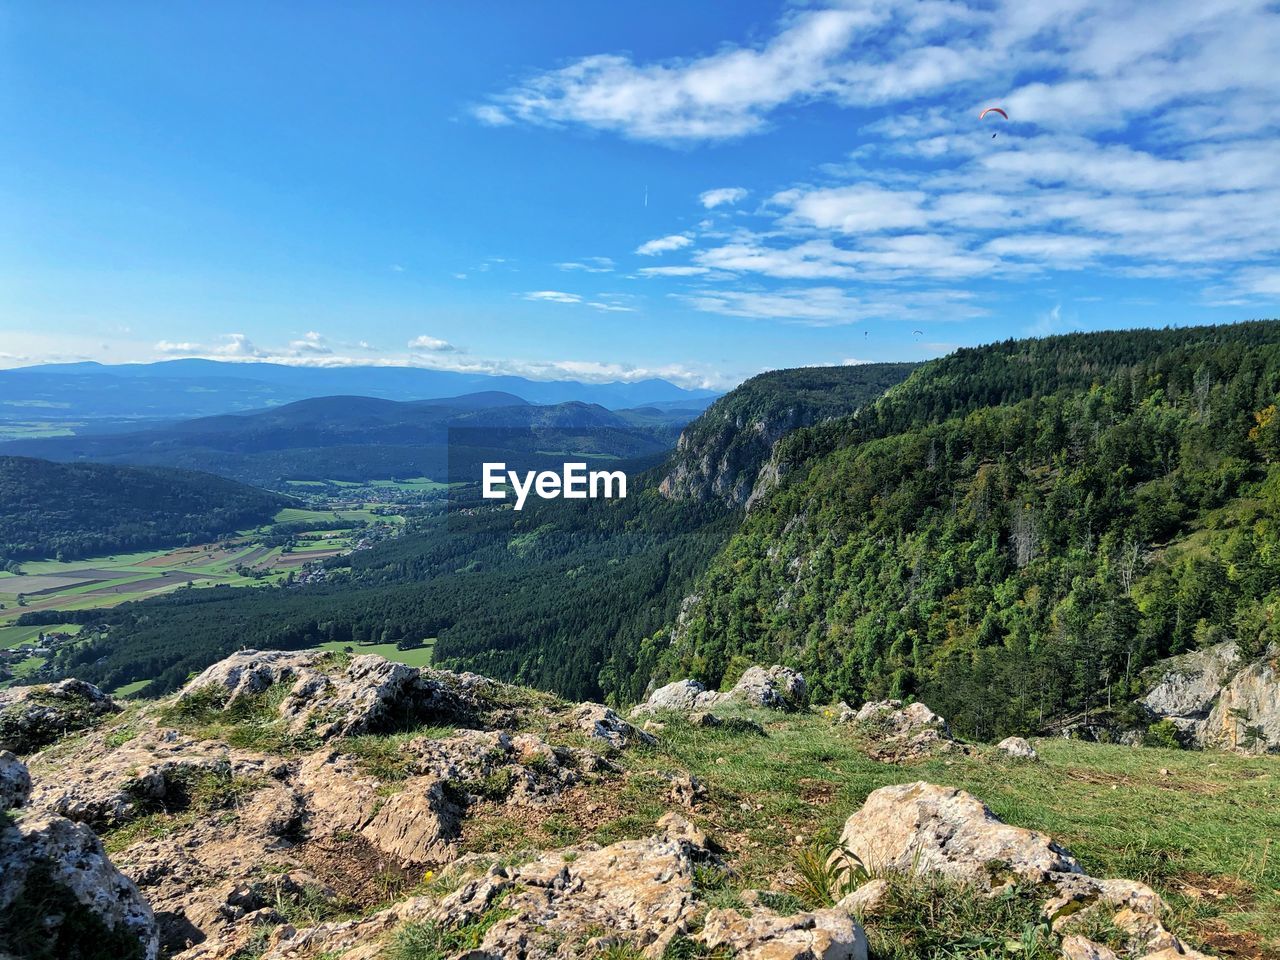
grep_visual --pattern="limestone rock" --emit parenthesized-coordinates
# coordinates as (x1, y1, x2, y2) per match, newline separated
(730, 665, 807, 710)
(997, 736, 1038, 760)
(1061, 934, 1120, 960)
(1, 749, 32, 810)
(0, 678, 120, 754)
(700, 905, 868, 959)
(834, 878, 890, 918)
(177, 649, 326, 704)
(431, 819, 711, 957)
(573, 702, 657, 749)
(1200, 649, 1280, 753)
(847, 701, 958, 762)
(0, 809, 158, 960)
(1141, 642, 1238, 721)
(839, 782, 1082, 886)
(632, 679, 718, 715)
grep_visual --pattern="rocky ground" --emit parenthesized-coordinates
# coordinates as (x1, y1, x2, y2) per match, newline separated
(1, 650, 1277, 960)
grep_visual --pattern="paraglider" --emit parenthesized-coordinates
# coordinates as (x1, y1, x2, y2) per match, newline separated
(913, 329, 924, 336)
(980, 106, 1008, 138)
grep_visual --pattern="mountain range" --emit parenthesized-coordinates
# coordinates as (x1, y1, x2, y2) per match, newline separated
(0, 359, 718, 433)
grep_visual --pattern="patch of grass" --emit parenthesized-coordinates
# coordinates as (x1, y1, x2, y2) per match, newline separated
(793, 834, 874, 907)
(381, 894, 512, 960)
(342, 726, 456, 782)
(866, 874, 1058, 960)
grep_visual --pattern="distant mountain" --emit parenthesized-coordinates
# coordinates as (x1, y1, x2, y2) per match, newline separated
(0, 393, 693, 488)
(0, 456, 286, 562)
(0, 360, 719, 430)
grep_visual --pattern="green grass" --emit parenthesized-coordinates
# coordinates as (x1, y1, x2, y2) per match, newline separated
(0, 623, 81, 649)
(311, 639, 436, 669)
(461, 706, 1278, 954)
(108, 678, 153, 699)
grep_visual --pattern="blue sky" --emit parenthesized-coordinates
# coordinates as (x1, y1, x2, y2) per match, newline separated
(2, 1, 1277, 389)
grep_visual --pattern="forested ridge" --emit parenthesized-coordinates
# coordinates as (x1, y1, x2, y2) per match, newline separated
(657, 320, 1280, 738)
(26, 320, 1280, 739)
(0, 457, 286, 562)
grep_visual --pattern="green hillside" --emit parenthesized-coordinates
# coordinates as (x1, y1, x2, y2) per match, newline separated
(657, 321, 1280, 739)
(0, 457, 286, 562)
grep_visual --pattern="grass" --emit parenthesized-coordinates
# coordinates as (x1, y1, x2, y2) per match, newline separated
(311, 639, 436, 669)
(455, 705, 1279, 954)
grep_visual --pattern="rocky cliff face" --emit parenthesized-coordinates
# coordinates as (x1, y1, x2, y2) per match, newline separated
(0, 652, 1242, 959)
(658, 364, 916, 508)
(1141, 643, 1280, 752)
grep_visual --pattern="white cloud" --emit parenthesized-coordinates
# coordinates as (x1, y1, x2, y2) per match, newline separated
(556, 257, 615, 273)
(699, 187, 748, 209)
(523, 290, 583, 304)
(214, 334, 266, 358)
(154, 341, 202, 355)
(407, 335, 457, 352)
(638, 266, 711, 277)
(586, 301, 636, 313)
(636, 234, 693, 256)
(684, 286, 983, 326)
(287, 331, 332, 356)
(474, 7, 877, 141)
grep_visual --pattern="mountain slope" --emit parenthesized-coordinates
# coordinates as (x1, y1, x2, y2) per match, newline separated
(657, 320, 1280, 740)
(0, 457, 286, 562)
(0, 395, 681, 488)
(659, 363, 917, 507)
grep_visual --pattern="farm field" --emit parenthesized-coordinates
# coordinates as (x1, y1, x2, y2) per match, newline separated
(311, 638, 436, 668)
(0, 504, 407, 686)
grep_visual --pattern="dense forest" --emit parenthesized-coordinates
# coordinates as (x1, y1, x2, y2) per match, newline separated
(22, 363, 908, 698)
(656, 321, 1280, 738)
(0, 457, 286, 562)
(23, 321, 1280, 741)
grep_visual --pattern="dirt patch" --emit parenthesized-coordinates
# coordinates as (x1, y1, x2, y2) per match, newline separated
(294, 833, 417, 909)
(1063, 767, 1227, 795)
(1194, 920, 1271, 959)
(6, 572, 116, 595)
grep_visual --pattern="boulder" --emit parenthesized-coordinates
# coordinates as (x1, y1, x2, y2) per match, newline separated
(1061, 934, 1120, 960)
(0, 809, 159, 960)
(700, 905, 868, 959)
(632, 679, 718, 715)
(997, 736, 1038, 760)
(573, 702, 657, 749)
(0, 678, 120, 754)
(730, 665, 807, 710)
(834, 878, 890, 918)
(427, 815, 711, 957)
(839, 782, 1082, 887)
(177, 651, 485, 740)
(0, 749, 31, 810)
(847, 701, 958, 762)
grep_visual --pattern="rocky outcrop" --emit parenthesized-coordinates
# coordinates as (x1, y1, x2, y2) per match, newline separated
(1141, 643, 1279, 753)
(178, 650, 501, 739)
(700, 905, 868, 959)
(1141, 643, 1239, 721)
(0, 803, 158, 960)
(0, 748, 32, 809)
(572, 702, 657, 749)
(633, 664, 806, 715)
(997, 736, 1038, 760)
(731, 664, 807, 710)
(1200, 650, 1279, 752)
(840, 782, 1082, 886)
(0, 678, 120, 754)
(841, 700, 959, 762)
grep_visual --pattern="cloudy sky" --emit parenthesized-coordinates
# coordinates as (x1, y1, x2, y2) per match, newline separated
(2, 1, 1277, 388)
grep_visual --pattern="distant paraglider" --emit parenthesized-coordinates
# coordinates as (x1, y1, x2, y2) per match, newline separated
(980, 106, 1008, 138)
